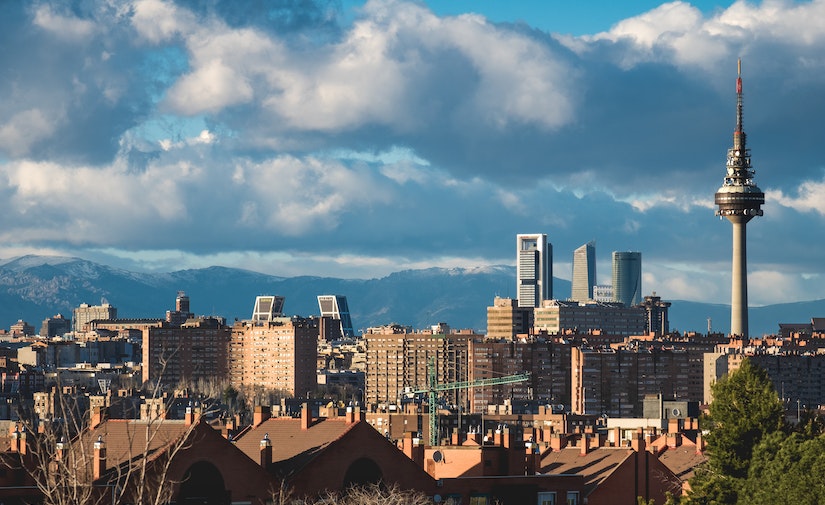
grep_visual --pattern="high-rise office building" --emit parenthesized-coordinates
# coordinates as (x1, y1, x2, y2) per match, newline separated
(714, 59, 764, 337)
(317, 295, 355, 339)
(516, 234, 552, 308)
(571, 241, 596, 302)
(612, 251, 642, 306)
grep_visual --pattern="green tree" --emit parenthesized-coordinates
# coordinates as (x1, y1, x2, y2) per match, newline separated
(738, 431, 825, 504)
(687, 358, 784, 504)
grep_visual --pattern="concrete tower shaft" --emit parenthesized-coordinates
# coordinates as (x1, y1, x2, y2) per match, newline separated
(714, 59, 764, 338)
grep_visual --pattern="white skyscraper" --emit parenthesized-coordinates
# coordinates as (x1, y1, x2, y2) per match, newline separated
(571, 241, 596, 302)
(516, 234, 552, 308)
(612, 251, 642, 306)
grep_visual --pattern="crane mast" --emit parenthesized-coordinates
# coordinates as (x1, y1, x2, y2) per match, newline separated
(414, 357, 530, 447)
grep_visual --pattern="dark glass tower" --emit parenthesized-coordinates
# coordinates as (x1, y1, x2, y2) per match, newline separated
(714, 59, 764, 337)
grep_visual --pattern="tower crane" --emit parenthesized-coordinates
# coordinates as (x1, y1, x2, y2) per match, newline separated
(413, 357, 530, 446)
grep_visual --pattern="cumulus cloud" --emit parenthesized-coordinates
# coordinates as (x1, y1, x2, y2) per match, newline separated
(1, 0, 825, 308)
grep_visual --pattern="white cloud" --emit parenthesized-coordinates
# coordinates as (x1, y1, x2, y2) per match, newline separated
(0, 109, 59, 157)
(771, 179, 825, 215)
(33, 5, 97, 41)
(131, 0, 197, 44)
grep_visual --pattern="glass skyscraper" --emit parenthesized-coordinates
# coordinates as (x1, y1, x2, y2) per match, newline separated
(516, 234, 552, 308)
(571, 241, 596, 302)
(612, 251, 642, 307)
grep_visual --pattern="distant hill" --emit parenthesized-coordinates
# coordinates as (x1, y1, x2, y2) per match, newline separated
(0, 255, 822, 336)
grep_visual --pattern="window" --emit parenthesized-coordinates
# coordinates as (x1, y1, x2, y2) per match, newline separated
(469, 495, 490, 505)
(566, 492, 579, 505)
(537, 492, 556, 505)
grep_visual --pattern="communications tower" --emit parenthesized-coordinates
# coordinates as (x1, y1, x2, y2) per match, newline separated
(714, 59, 764, 337)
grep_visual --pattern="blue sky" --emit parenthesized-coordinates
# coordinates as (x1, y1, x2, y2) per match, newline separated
(1, 0, 824, 320)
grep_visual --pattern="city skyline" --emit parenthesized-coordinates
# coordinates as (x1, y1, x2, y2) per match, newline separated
(1, 1, 825, 309)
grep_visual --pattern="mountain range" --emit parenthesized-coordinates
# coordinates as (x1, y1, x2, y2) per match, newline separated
(0, 255, 822, 336)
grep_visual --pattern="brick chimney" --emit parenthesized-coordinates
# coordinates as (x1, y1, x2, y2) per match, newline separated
(93, 436, 106, 480)
(259, 433, 272, 468)
(580, 434, 591, 456)
(18, 427, 27, 456)
(90, 406, 107, 429)
(630, 431, 646, 453)
(55, 436, 66, 461)
(696, 432, 706, 454)
(402, 432, 424, 467)
(549, 433, 567, 452)
(301, 403, 311, 430)
(253, 405, 270, 427)
(525, 441, 539, 475)
(667, 432, 682, 448)
(9, 425, 19, 453)
(184, 404, 195, 426)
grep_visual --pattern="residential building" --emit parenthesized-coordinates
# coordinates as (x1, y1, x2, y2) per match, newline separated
(363, 326, 474, 410)
(9, 320, 34, 337)
(572, 346, 705, 417)
(486, 297, 532, 340)
(534, 300, 646, 337)
(228, 315, 318, 397)
(640, 294, 672, 336)
(468, 339, 572, 414)
(516, 233, 552, 308)
(142, 317, 231, 385)
(571, 242, 596, 302)
(39, 313, 72, 338)
(73, 303, 117, 334)
(612, 251, 642, 307)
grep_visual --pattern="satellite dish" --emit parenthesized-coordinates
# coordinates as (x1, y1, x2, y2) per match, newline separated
(672, 408, 681, 417)
(434, 495, 442, 503)
(432, 450, 443, 463)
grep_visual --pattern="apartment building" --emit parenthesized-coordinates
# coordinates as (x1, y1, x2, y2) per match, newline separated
(363, 325, 475, 410)
(468, 339, 572, 414)
(228, 315, 318, 397)
(141, 317, 231, 385)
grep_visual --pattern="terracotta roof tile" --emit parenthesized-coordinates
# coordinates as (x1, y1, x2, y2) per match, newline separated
(658, 446, 707, 481)
(232, 417, 355, 476)
(540, 447, 633, 494)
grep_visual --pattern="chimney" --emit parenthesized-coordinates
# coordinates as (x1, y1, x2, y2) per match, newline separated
(402, 432, 425, 467)
(493, 426, 504, 447)
(93, 436, 106, 480)
(525, 441, 539, 475)
(667, 432, 682, 448)
(630, 431, 646, 453)
(549, 433, 567, 452)
(301, 403, 311, 430)
(9, 426, 19, 453)
(580, 434, 590, 456)
(90, 406, 107, 429)
(18, 427, 27, 456)
(253, 405, 270, 427)
(668, 417, 680, 434)
(502, 427, 517, 449)
(696, 432, 706, 454)
(55, 436, 66, 461)
(260, 433, 272, 468)
(184, 404, 195, 426)
(611, 427, 621, 447)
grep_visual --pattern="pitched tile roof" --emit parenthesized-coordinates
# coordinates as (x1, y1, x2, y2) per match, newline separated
(540, 447, 634, 495)
(657, 446, 707, 482)
(232, 417, 356, 477)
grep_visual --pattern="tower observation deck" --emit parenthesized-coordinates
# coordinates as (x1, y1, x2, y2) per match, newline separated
(714, 59, 764, 337)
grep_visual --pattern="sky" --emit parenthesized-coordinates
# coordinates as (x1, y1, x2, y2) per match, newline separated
(1, 0, 825, 310)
